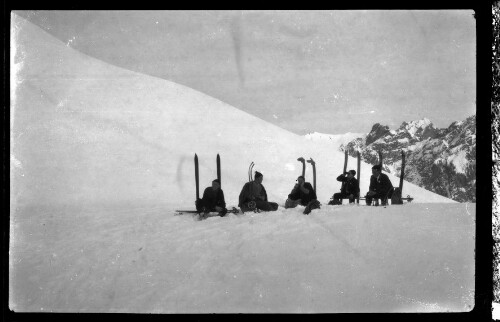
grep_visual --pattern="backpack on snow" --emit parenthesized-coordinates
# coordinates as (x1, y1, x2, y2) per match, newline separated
(391, 187, 403, 205)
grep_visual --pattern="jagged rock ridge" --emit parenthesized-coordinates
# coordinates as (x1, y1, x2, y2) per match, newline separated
(341, 115, 476, 202)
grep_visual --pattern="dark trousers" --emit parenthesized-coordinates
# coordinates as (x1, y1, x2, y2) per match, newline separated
(331, 192, 356, 204)
(303, 199, 321, 215)
(195, 199, 227, 214)
(285, 198, 320, 214)
(256, 200, 279, 211)
(366, 188, 394, 206)
(241, 200, 279, 212)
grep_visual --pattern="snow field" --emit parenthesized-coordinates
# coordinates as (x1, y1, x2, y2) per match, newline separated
(10, 202, 475, 313)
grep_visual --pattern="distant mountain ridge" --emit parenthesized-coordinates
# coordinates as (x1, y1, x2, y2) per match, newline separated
(337, 115, 476, 202)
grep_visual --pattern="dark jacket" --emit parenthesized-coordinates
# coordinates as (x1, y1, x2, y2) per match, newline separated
(336, 174, 360, 196)
(201, 187, 226, 210)
(369, 173, 394, 196)
(238, 181, 268, 207)
(288, 182, 317, 205)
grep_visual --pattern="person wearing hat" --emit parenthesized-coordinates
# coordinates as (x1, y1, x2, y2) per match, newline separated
(238, 171, 279, 212)
(365, 164, 394, 206)
(196, 179, 227, 216)
(285, 176, 320, 214)
(328, 170, 360, 205)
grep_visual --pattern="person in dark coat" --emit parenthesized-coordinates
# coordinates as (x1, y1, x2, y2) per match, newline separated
(196, 179, 227, 216)
(329, 170, 360, 205)
(365, 164, 394, 206)
(238, 171, 279, 212)
(285, 176, 321, 215)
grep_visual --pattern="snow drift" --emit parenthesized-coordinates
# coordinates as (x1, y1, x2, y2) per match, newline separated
(9, 14, 473, 313)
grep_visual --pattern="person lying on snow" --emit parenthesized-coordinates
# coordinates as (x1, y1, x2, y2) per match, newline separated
(328, 169, 359, 205)
(196, 179, 228, 216)
(365, 164, 394, 206)
(238, 171, 279, 212)
(285, 175, 321, 215)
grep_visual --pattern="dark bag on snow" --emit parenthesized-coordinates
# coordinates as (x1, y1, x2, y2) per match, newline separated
(391, 187, 403, 205)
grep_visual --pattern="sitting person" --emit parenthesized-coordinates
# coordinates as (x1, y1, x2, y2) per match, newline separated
(365, 164, 394, 206)
(285, 176, 321, 215)
(328, 170, 360, 205)
(238, 171, 279, 212)
(196, 179, 227, 216)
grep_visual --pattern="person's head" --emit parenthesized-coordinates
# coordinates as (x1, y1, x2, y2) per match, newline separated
(212, 179, 220, 190)
(372, 164, 381, 175)
(297, 176, 305, 184)
(347, 170, 356, 178)
(254, 171, 263, 183)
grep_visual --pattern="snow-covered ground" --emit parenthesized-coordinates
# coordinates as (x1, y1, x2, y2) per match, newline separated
(304, 131, 366, 151)
(10, 14, 474, 313)
(10, 202, 474, 313)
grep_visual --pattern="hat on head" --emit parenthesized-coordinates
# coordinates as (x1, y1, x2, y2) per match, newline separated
(348, 170, 356, 176)
(212, 179, 220, 184)
(255, 171, 263, 179)
(372, 164, 381, 171)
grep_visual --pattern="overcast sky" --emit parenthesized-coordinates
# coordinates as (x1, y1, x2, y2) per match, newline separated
(16, 10, 476, 135)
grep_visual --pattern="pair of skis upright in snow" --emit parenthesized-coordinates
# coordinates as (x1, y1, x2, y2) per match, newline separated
(332, 149, 362, 203)
(296, 157, 316, 194)
(339, 149, 362, 204)
(343, 149, 413, 204)
(244, 162, 258, 211)
(175, 154, 240, 219)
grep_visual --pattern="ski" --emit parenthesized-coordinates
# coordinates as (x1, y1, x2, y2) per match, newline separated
(358, 197, 413, 202)
(248, 162, 255, 182)
(245, 162, 257, 211)
(195, 154, 200, 201)
(306, 158, 316, 194)
(175, 207, 241, 219)
(217, 153, 221, 187)
(378, 150, 383, 169)
(341, 149, 348, 192)
(399, 150, 405, 192)
(356, 150, 361, 204)
(297, 157, 306, 177)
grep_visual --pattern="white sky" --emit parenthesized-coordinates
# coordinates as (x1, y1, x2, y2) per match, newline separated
(15, 10, 476, 135)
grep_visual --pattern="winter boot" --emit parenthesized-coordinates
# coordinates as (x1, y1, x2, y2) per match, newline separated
(285, 198, 301, 209)
(303, 200, 320, 215)
(219, 208, 228, 217)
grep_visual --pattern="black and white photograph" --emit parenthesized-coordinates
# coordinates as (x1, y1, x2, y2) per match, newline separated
(9, 10, 477, 313)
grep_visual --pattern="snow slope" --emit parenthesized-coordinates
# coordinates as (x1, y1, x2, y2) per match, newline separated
(10, 15, 453, 212)
(304, 131, 366, 150)
(10, 15, 472, 313)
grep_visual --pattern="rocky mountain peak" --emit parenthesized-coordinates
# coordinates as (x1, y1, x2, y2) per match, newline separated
(365, 123, 391, 145)
(341, 115, 475, 202)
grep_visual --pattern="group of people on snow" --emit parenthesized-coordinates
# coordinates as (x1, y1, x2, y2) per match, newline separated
(328, 164, 394, 207)
(196, 164, 395, 217)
